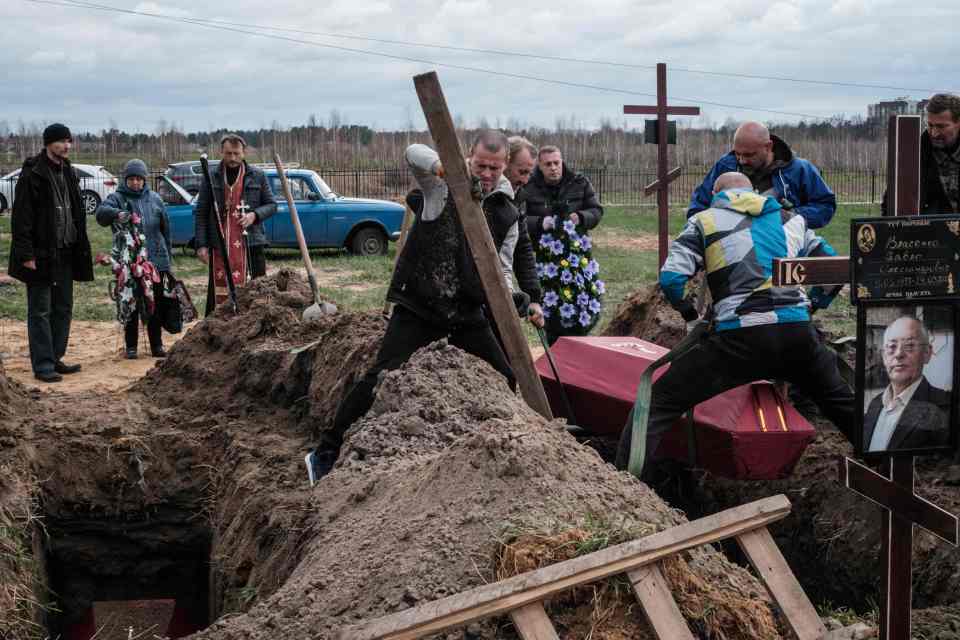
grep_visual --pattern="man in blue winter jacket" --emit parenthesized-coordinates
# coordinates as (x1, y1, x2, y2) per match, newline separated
(687, 122, 836, 229)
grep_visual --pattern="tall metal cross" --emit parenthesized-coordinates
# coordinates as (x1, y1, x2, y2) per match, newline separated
(624, 63, 700, 268)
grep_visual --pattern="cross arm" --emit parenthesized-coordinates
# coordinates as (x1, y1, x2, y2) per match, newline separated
(771, 257, 850, 286)
(623, 105, 701, 116)
(841, 457, 959, 545)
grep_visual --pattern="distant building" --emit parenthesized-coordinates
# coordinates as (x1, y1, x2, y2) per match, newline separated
(868, 97, 930, 124)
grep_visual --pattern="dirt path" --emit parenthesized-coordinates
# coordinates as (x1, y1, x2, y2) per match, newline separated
(0, 319, 195, 393)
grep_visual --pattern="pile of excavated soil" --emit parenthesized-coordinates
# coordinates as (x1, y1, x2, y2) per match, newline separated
(0, 356, 27, 418)
(601, 283, 686, 347)
(193, 342, 788, 640)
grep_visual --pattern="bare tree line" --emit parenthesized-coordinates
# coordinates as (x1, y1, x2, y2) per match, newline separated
(0, 114, 887, 174)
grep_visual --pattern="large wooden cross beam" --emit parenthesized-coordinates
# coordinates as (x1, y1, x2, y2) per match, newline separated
(624, 63, 700, 268)
(842, 457, 959, 639)
(772, 116, 922, 287)
(413, 71, 553, 419)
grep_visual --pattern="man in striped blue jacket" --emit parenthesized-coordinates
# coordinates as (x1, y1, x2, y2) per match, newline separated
(619, 172, 854, 474)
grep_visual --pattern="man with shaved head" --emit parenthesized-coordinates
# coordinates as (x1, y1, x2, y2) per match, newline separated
(617, 171, 852, 476)
(863, 315, 950, 452)
(688, 121, 837, 229)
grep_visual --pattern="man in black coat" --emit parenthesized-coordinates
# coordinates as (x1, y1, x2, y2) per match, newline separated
(521, 145, 603, 245)
(883, 93, 960, 215)
(864, 316, 951, 452)
(194, 133, 277, 312)
(7, 123, 94, 382)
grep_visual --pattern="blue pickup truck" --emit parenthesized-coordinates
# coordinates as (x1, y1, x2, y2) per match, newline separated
(157, 166, 405, 255)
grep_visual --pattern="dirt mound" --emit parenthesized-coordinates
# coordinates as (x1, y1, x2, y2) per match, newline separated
(689, 422, 960, 614)
(0, 356, 27, 417)
(193, 343, 787, 640)
(601, 283, 685, 348)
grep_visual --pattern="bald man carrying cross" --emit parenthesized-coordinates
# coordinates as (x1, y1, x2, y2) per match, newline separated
(688, 122, 837, 229)
(617, 171, 853, 477)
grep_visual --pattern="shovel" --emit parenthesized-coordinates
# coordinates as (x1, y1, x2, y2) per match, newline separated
(273, 152, 337, 322)
(535, 325, 583, 434)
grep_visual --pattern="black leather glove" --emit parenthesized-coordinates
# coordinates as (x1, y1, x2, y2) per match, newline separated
(512, 291, 531, 318)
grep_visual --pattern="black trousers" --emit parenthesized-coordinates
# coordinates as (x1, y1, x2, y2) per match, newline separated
(26, 253, 74, 375)
(616, 322, 854, 472)
(124, 279, 164, 352)
(325, 305, 515, 451)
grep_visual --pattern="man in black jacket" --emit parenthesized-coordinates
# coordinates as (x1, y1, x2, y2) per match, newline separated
(7, 123, 94, 382)
(521, 145, 604, 343)
(194, 133, 277, 311)
(306, 130, 536, 484)
(521, 146, 603, 244)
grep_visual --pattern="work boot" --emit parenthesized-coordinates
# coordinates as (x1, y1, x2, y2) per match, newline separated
(151, 347, 167, 359)
(34, 371, 63, 383)
(125, 348, 138, 360)
(54, 361, 82, 374)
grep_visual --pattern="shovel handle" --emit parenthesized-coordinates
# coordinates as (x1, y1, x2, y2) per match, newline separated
(273, 152, 319, 301)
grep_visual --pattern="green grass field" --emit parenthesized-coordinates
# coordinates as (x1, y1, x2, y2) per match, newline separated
(0, 204, 870, 339)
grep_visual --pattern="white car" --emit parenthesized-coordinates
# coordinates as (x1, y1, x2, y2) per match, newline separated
(0, 164, 118, 215)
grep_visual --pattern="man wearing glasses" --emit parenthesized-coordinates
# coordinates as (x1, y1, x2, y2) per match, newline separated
(864, 316, 951, 452)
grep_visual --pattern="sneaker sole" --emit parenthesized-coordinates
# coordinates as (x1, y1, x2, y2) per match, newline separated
(305, 452, 316, 487)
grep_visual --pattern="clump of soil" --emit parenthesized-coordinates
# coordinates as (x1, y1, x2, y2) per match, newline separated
(602, 283, 686, 347)
(0, 356, 27, 418)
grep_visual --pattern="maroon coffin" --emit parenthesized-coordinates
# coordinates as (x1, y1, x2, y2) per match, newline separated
(534, 336, 816, 480)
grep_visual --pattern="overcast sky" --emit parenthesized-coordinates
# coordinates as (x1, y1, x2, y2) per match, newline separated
(2, 0, 958, 134)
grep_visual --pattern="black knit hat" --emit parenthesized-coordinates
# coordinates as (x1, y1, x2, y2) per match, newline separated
(43, 123, 72, 146)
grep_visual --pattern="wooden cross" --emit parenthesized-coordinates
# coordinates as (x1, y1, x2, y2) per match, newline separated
(623, 63, 701, 268)
(772, 115, 923, 287)
(771, 114, 960, 639)
(413, 71, 553, 420)
(841, 457, 959, 639)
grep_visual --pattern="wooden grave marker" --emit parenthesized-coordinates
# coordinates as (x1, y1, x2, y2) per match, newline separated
(842, 457, 958, 639)
(413, 71, 553, 419)
(623, 63, 700, 268)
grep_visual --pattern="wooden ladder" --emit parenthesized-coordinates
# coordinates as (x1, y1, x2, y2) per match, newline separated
(337, 495, 827, 640)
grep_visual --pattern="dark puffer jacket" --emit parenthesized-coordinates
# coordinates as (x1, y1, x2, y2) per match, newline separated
(7, 151, 94, 285)
(194, 161, 277, 248)
(521, 164, 603, 243)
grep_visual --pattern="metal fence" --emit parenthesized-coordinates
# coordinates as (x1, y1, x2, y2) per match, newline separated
(1, 166, 885, 216)
(320, 166, 885, 208)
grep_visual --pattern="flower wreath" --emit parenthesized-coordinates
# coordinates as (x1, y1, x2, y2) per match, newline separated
(109, 201, 161, 326)
(535, 216, 605, 335)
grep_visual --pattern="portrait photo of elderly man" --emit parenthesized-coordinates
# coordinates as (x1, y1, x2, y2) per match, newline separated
(863, 312, 953, 453)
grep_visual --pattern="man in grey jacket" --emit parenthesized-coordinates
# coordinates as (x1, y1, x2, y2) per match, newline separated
(307, 130, 536, 483)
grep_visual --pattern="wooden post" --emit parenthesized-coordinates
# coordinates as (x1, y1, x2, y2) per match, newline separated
(623, 63, 700, 268)
(412, 71, 553, 419)
(886, 115, 922, 216)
